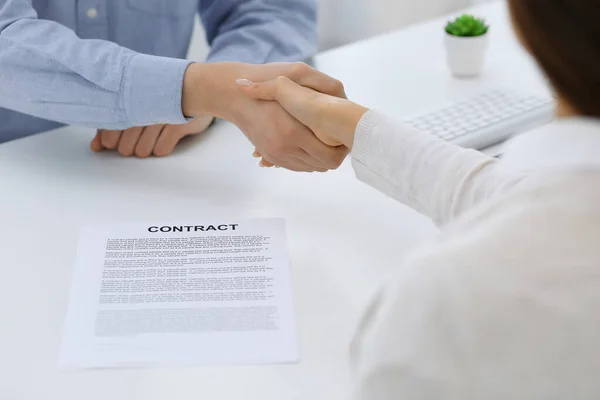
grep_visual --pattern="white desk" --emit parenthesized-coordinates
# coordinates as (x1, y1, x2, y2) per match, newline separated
(316, 1, 550, 116)
(0, 2, 545, 399)
(315, 0, 552, 155)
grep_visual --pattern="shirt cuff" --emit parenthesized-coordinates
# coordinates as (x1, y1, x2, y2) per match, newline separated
(122, 54, 193, 126)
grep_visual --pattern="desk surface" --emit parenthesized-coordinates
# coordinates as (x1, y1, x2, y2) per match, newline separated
(0, 2, 544, 399)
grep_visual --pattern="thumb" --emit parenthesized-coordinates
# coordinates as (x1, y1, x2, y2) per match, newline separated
(90, 130, 104, 152)
(237, 76, 322, 131)
(236, 78, 278, 101)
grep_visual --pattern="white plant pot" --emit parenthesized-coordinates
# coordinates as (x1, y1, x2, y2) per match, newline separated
(444, 33, 489, 77)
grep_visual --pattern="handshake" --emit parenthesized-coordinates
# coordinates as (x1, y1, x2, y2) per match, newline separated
(92, 62, 368, 172)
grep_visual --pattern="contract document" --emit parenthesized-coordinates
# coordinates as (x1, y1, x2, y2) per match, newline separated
(59, 218, 298, 369)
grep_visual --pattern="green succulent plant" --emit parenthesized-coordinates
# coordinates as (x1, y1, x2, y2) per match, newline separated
(445, 14, 489, 37)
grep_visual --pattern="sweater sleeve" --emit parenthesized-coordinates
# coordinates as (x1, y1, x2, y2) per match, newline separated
(351, 110, 527, 226)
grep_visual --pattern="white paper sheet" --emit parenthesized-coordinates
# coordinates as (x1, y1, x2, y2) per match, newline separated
(59, 218, 298, 369)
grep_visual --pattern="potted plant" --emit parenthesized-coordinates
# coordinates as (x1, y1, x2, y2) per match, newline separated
(444, 14, 490, 77)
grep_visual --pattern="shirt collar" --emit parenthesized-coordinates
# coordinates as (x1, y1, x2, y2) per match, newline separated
(500, 117, 600, 172)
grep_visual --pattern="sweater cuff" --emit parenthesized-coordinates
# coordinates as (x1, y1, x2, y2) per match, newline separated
(351, 110, 384, 165)
(122, 54, 193, 126)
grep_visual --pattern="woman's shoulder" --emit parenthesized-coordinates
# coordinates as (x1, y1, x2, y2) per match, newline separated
(352, 175, 600, 398)
(419, 169, 600, 278)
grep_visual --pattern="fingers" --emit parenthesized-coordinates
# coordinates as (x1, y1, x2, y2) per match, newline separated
(253, 150, 275, 168)
(237, 78, 278, 101)
(266, 122, 329, 172)
(244, 62, 346, 98)
(288, 123, 340, 171)
(254, 144, 346, 172)
(258, 155, 275, 168)
(239, 76, 322, 132)
(256, 152, 331, 172)
(253, 139, 331, 172)
(94, 127, 162, 157)
(189, 115, 216, 133)
(258, 142, 322, 172)
(287, 62, 347, 99)
(91, 117, 214, 158)
(288, 155, 327, 172)
(298, 132, 349, 170)
(238, 100, 337, 172)
(151, 116, 214, 157)
(117, 126, 144, 157)
(134, 125, 165, 158)
(239, 76, 313, 104)
(275, 157, 322, 172)
(153, 125, 187, 157)
(100, 129, 122, 149)
(262, 152, 315, 172)
(91, 131, 104, 152)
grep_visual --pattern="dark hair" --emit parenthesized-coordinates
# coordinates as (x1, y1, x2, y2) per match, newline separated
(508, 0, 600, 117)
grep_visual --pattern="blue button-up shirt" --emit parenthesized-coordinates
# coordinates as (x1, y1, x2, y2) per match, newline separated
(0, 0, 317, 143)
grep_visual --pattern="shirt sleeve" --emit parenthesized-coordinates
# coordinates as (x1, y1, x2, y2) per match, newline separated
(350, 110, 528, 226)
(0, 0, 192, 129)
(199, 0, 318, 64)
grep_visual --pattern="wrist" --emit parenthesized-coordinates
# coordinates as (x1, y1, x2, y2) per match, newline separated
(326, 100, 369, 149)
(182, 62, 248, 122)
(182, 63, 207, 118)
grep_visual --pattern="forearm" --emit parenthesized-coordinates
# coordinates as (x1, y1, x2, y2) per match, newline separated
(347, 111, 526, 225)
(0, 0, 191, 129)
(182, 63, 236, 120)
(200, 0, 318, 64)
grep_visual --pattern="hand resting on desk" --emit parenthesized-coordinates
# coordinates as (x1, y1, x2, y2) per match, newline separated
(90, 115, 215, 158)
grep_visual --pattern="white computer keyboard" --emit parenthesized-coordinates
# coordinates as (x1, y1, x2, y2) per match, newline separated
(401, 89, 556, 150)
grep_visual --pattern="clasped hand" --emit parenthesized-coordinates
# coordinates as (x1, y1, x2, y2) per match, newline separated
(193, 62, 353, 173)
(91, 62, 366, 172)
(237, 75, 370, 168)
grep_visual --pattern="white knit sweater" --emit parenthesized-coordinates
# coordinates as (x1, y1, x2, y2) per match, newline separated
(350, 111, 600, 399)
